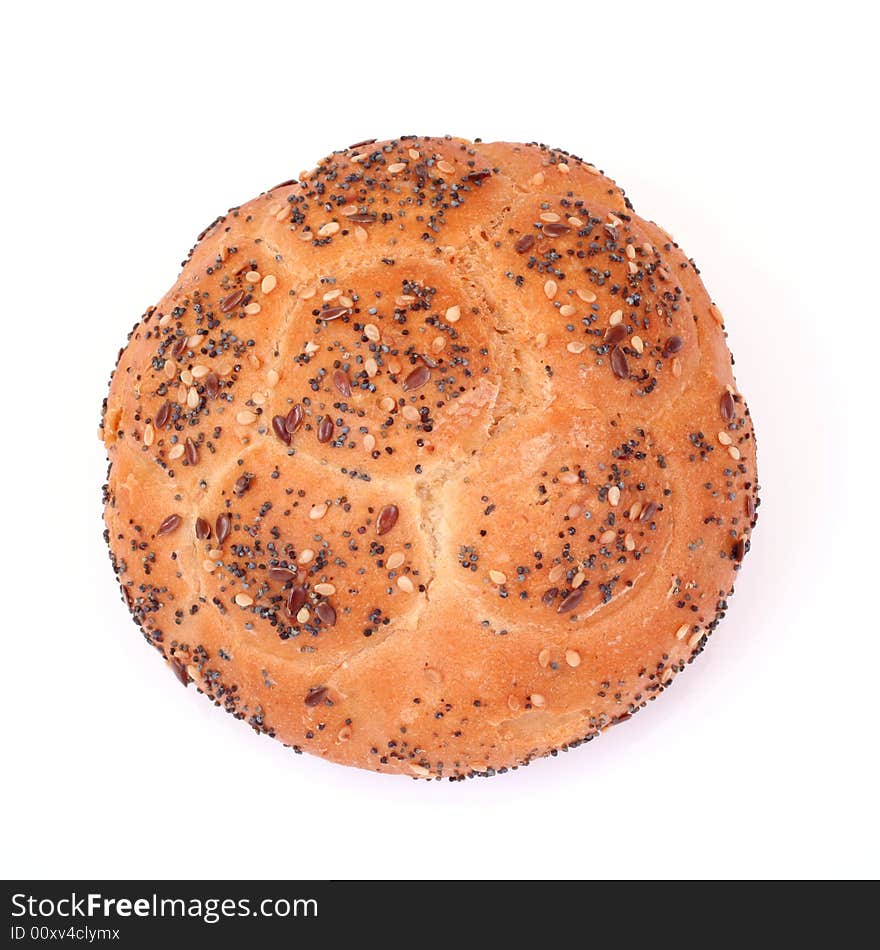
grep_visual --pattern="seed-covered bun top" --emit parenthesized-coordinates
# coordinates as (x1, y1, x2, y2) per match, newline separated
(101, 137, 757, 779)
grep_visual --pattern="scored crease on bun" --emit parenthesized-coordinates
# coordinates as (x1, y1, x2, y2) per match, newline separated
(101, 136, 758, 780)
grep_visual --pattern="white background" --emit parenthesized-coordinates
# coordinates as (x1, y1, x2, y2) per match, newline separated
(2, 0, 877, 881)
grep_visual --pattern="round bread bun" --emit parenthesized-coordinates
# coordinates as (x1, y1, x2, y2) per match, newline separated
(101, 136, 758, 779)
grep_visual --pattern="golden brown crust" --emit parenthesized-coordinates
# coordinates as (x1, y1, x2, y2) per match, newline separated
(101, 136, 758, 779)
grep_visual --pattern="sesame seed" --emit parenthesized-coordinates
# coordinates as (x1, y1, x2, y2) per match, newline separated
(235, 593, 253, 608)
(261, 274, 277, 294)
(489, 569, 507, 585)
(397, 576, 414, 593)
(236, 410, 256, 425)
(559, 304, 576, 317)
(354, 225, 368, 243)
(365, 357, 378, 378)
(548, 564, 565, 583)
(318, 222, 340, 237)
(631, 335, 644, 354)
(675, 623, 690, 640)
(718, 431, 733, 446)
(266, 368, 280, 387)
(566, 341, 587, 354)
(608, 485, 621, 506)
(309, 504, 328, 521)
(577, 289, 597, 303)
(565, 649, 581, 668)
(143, 424, 154, 447)
(186, 387, 199, 409)
(168, 443, 185, 460)
(245, 271, 261, 284)
(387, 162, 407, 174)
(364, 323, 381, 341)
(379, 395, 395, 412)
(445, 305, 461, 323)
(599, 529, 616, 544)
(544, 279, 558, 299)
(245, 302, 261, 315)
(314, 583, 336, 596)
(540, 211, 560, 223)
(560, 472, 579, 485)
(431, 335, 447, 352)
(624, 534, 636, 551)
(531, 172, 545, 186)
(298, 548, 315, 564)
(436, 160, 455, 174)
(572, 571, 585, 589)
(530, 693, 546, 708)
(728, 445, 741, 460)
(557, 162, 569, 174)
(403, 406, 420, 422)
(387, 552, 405, 570)
(410, 763, 431, 777)
(609, 309, 623, 326)
(296, 607, 310, 623)
(538, 648, 551, 668)
(363, 433, 376, 452)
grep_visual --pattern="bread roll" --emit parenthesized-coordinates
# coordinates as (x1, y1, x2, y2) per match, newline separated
(101, 137, 758, 779)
